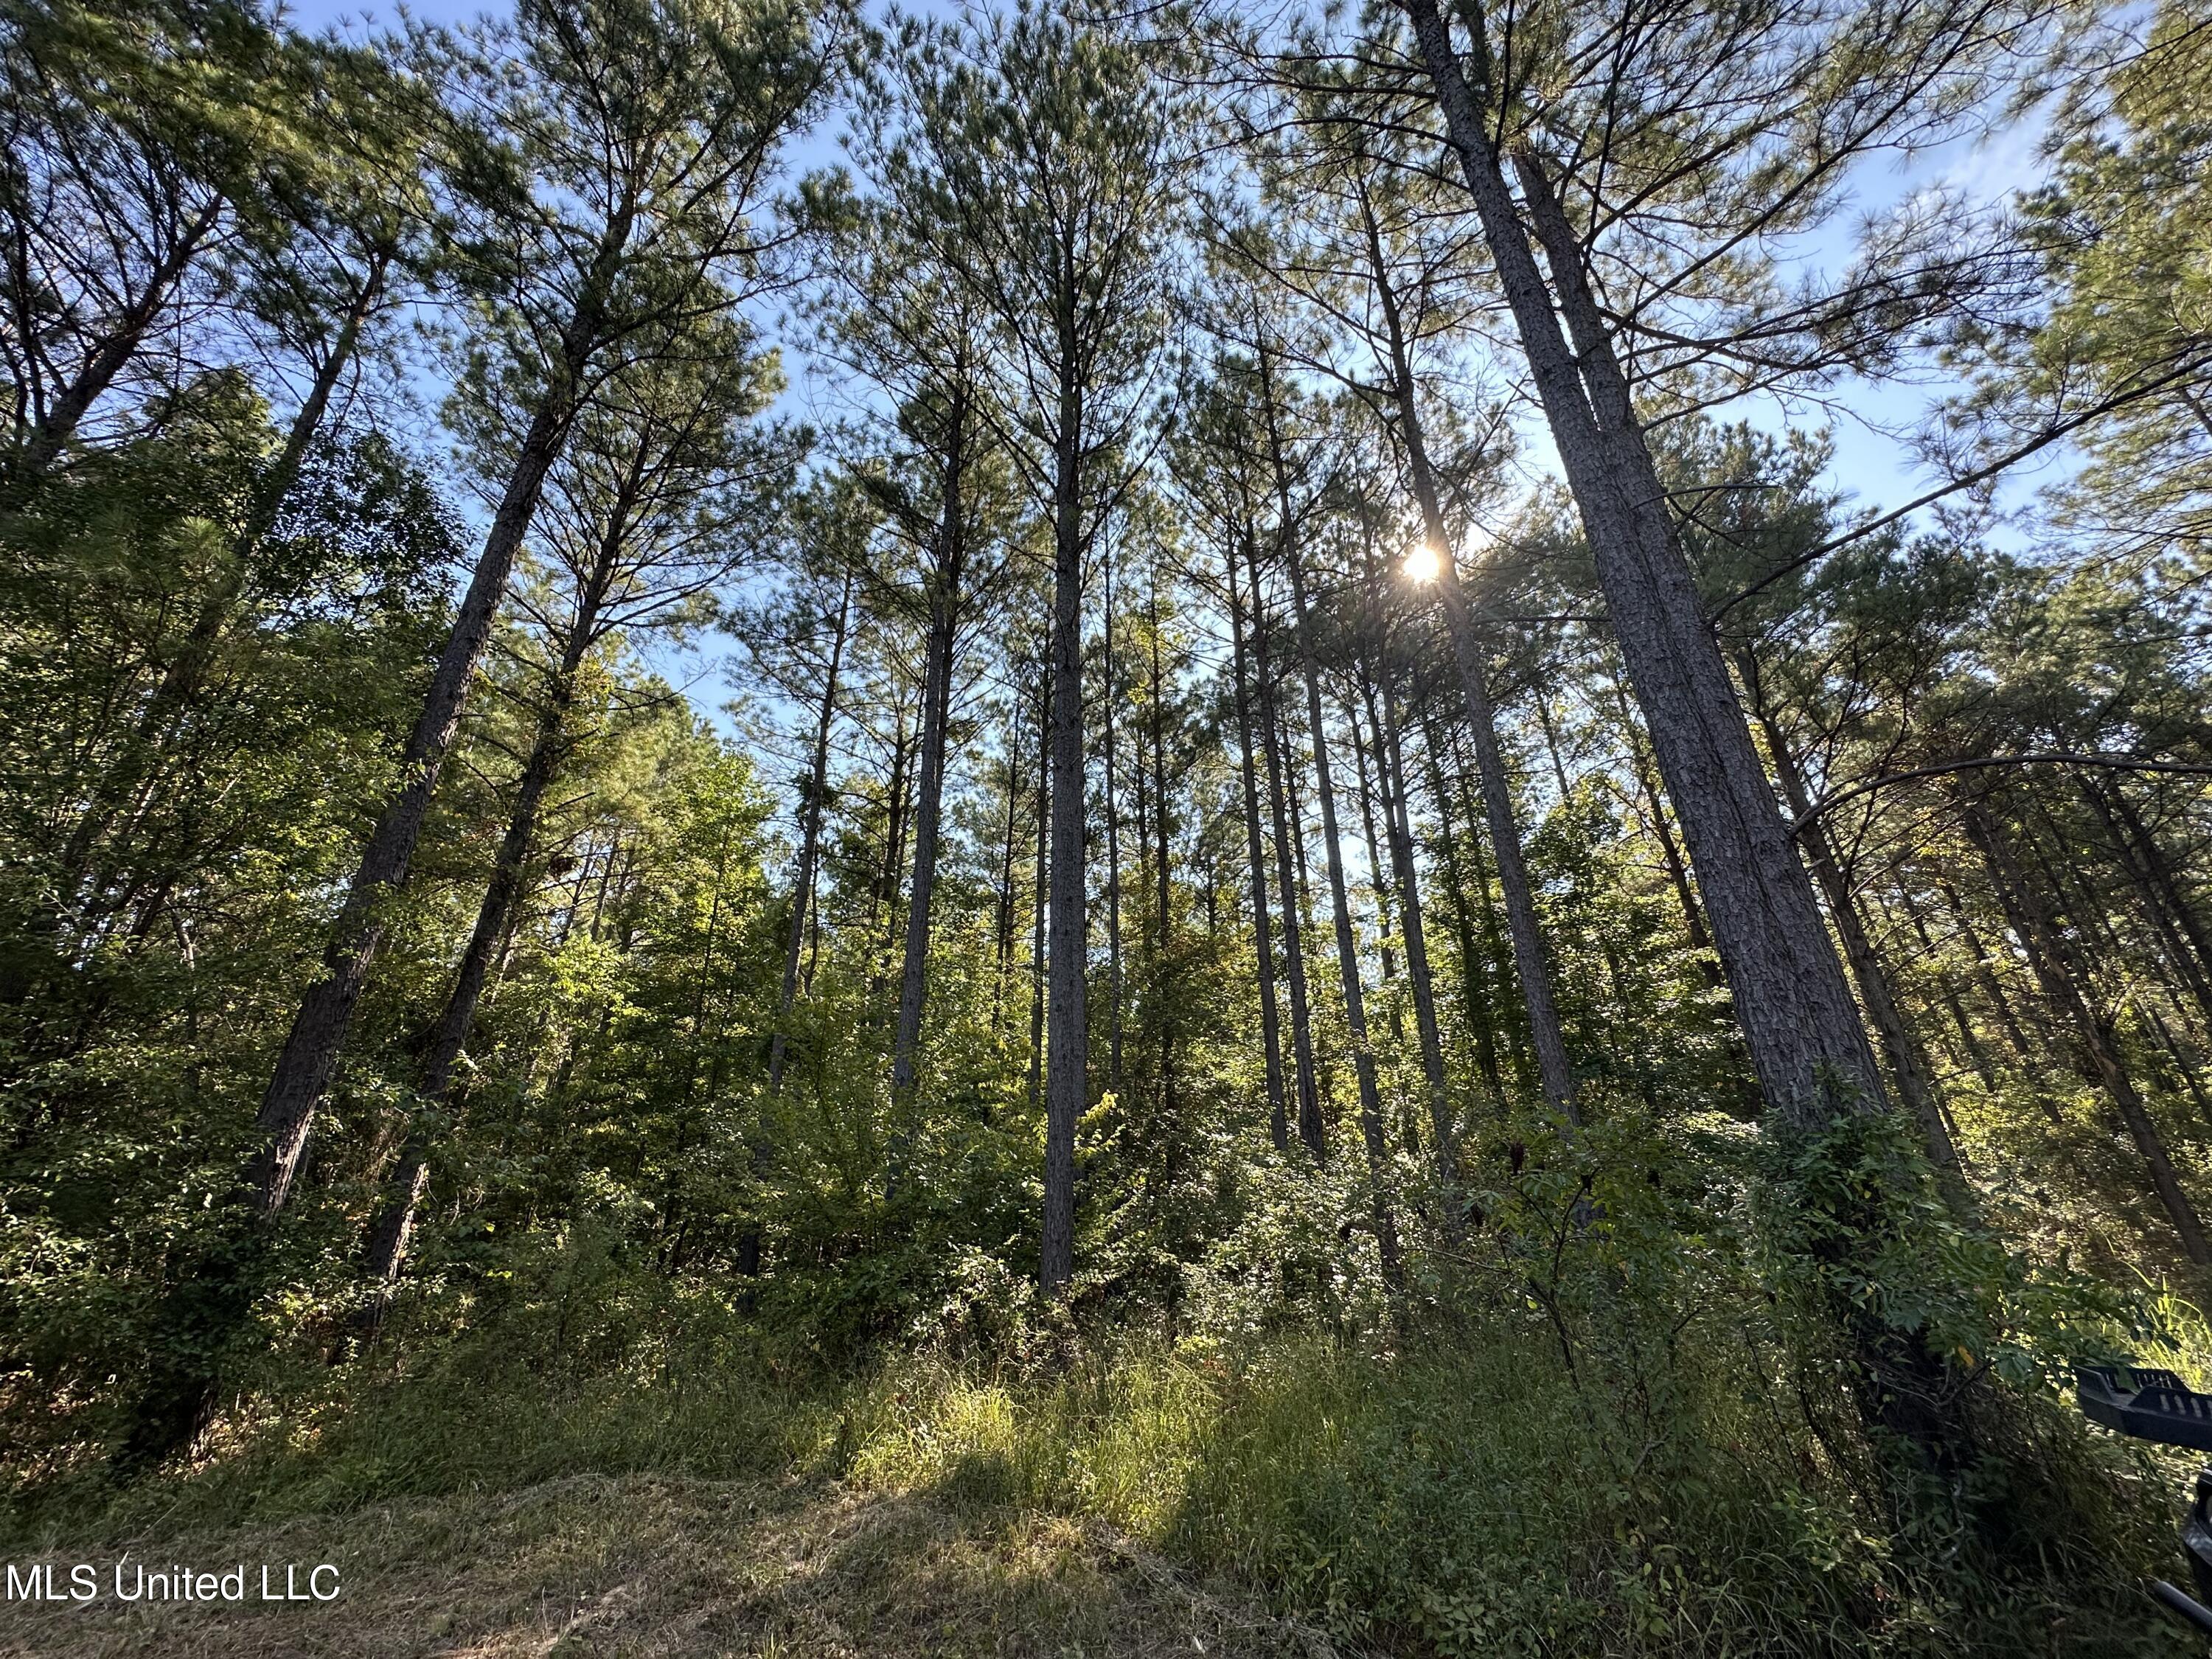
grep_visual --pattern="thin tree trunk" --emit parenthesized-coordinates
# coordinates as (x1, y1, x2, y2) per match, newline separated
(1284, 515, 1385, 1173)
(10, 194, 226, 493)
(1104, 552, 1125, 1096)
(1245, 534, 1323, 1154)
(1228, 541, 1290, 1149)
(361, 641, 586, 1305)
(1938, 875, 2042, 1074)
(2087, 777, 2212, 1038)
(1028, 658, 1050, 1116)
(1148, 568, 1176, 1121)
(1372, 666, 1454, 1170)
(1039, 393, 1088, 1295)
(64, 248, 391, 911)
(771, 570, 853, 1093)
(2144, 999, 2212, 1139)
(1531, 688, 1574, 804)
(875, 698, 914, 956)
(366, 400, 641, 1325)
(1357, 187, 1576, 1121)
(1964, 797, 2209, 1264)
(2106, 782, 2212, 999)
(1348, 700, 1404, 1031)
(995, 723, 1023, 1027)
(1420, 715, 1510, 1113)
(1742, 669, 1969, 1207)
(1896, 884, 2000, 1093)
(890, 395, 971, 1115)
(251, 203, 633, 1212)
(1610, 677, 1720, 984)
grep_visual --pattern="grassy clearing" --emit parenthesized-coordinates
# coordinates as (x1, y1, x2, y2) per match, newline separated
(841, 1338, 2191, 1656)
(1, 1320, 2198, 1658)
(0, 1472, 1335, 1658)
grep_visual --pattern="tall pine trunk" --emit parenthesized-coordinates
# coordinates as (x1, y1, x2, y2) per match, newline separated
(1740, 663, 1969, 1208)
(1284, 520, 1385, 1164)
(1039, 389, 1088, 1294)
(890, 395, 971, 1118)
(1244, 533, 1324, 1153)
(1409, 7, 1890, 1122)
(1228, 541, 1290, 1149)
(1104, 554, 1125, 1094)
(1148, 571, 1177, 1120)
(252, 203, 634, 1212)
(1964, 796, 2208, 1263)
(1399, 10, 1968, 1454)
(1027, 659, 1050, 1116)
(1370, 663, 1454, 1169)
(770, 571, 853, 1093)
(1357, 188, 1575, 1121)
(361, 618, 592, 1310)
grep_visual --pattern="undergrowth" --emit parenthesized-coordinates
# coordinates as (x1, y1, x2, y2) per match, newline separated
(4, 1119, 2207, 1655)
(3, 1310, 2196, 1656)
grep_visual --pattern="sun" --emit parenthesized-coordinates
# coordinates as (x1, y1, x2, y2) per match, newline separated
(1403, 543, 1442, 583)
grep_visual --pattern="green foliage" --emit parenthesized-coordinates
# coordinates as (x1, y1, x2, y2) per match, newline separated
(4, 0, 2212, 1652)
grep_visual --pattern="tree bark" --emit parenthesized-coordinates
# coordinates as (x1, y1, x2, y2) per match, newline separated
(1357, 189, 1575, 1121)
(1399, 9, 1885, 1128)
(363, 482, 633, 1304)
(1738, 663, 1969, 1206)
(10, 194, 227, 493)
(1964, 796, 2209, 1263)
(1227, 540, 1290, 1150)
(1244, 533, 1324, 1154)
(1486, 128, 1886, 1126)
(890, 392, 972, 1114)
(254, 400, 560, 1211)
(251, 202, 633, 1212)
(771, 571, 854, 1093)
(1039, 393, 1088, 1295)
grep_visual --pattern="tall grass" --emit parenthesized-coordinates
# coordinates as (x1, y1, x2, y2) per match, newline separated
(839, 1328, 2185, 1657)
(4, 1270, 2196, 1656)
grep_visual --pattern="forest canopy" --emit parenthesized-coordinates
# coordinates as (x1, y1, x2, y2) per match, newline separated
(4, 0, 2212, 1652)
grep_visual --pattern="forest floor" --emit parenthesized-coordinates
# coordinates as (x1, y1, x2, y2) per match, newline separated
(0, 1470, 1343, 1659)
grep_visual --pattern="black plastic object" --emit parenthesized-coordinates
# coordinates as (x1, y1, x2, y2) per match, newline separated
(2185, 1470, 2212, 1609)
(2076, 1364, 2212, 1453)
(2152, 1579, 2212, 1637)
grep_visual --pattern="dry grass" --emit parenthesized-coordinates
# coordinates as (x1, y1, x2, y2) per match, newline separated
(0, 1472, 1347, 1659)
